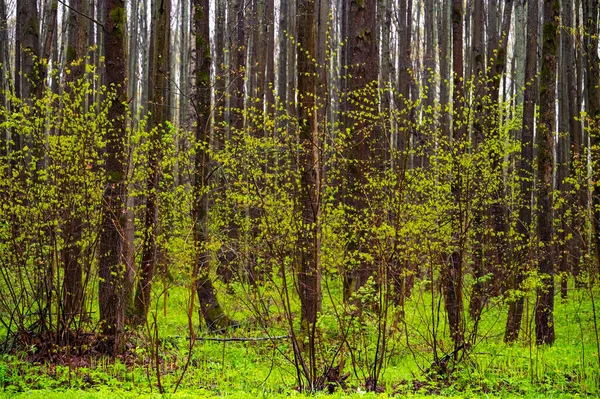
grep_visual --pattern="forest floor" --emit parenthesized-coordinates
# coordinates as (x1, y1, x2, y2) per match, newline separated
(1, 279, 599, 398)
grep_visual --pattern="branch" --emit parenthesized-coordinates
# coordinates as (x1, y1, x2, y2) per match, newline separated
(57, 0, 106, 32)
(193, 335, 290, 342)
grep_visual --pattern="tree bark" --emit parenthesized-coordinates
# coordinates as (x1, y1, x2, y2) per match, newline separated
(446, 0, 466, 350)
(61, 0, 90, 331)
(584, 0, 600, 272)
(194, 0, 234, 332)
(505, 0, 538, 344)
(134, 0, 171, 325)
(535, 0, 559, 346)
(99, 0, 127, 355)
(296, 0, 321, 329)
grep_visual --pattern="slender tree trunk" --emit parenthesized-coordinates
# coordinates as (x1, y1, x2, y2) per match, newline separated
(584, 0, 600, 271)
(99, 0, 127, 355)
(439, 0, 450, 138)
(0, 0, 10, 155)
(296, 0, 321, 329)
(557, 0, 576, 298)
(469, 0, 486, 323)
(505, 0, 538, 344)
(445, 0, 466, 351)
(61, 0, 89, 332)
(569, 0, 584, 283)
(535, 0, 559, 346)
(134, 0, 171, 324)
(194, 0, 234, 332)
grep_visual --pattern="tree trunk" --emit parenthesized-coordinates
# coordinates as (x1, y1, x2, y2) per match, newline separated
(14, 0, 41, 155)
(134, 0, 171, 325)
(557, 0, 576, 298)
(296, 0, 321, 329)
(535, 0, 559, 346)
(0, 0, 10, 154)
(505, 0, 537, 344)
(61, 0, 89, 332)
(99, 0, 127, 355)
(445, 0, 466, 351)
(469, 0, 486, 323)
(194, 0, 234, 332)
(584, 0, 600, 271)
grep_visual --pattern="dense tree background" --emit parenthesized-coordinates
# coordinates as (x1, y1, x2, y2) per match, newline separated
(1, 0, 600, 393)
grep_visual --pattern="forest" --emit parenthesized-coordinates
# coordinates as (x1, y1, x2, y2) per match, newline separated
(0, 0, 600, 397)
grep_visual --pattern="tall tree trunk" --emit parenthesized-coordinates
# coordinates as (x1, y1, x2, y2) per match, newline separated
(296, 0, 321, 388)
(505, 0, 538, 344)
(61, 0, 89, 333)
(584, 0, 600, 271)
(194, 0, 234, 332)
(535, 0, 559, 346)
(343, 0, 379, 302)
(445, 0, 466, 351)
(469, 0, 486, 323)
(134, 0, 171, 324)
(569, 0, 584, 283)
(99, 0, 127, 355)
(296, 0, 321, 328)
(557, 0, 576, 298)
(0, 0, 10, 155)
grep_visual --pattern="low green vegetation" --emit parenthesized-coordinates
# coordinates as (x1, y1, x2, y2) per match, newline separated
(0, 279, 598, 397)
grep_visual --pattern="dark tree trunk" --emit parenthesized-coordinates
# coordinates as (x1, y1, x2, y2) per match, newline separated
(557, 0, 576, 298)
(61, 0, 89, 331)
(446, 0, 466, 350)
(469, 0, 486, 323)
(14, 0, 41, 155)
(584, 0, 600, 271)
(535, 0, 559, 346)
(0, 0, 10, 154)
(296, 0, 321, 329)
(569, 0, 584, 284)
(134, 0, 171, 325)
(99, 0, 127, 355)
(505, 0, 538, 344)
(343, 0, 379, 303)
(194, 0, 233, 332)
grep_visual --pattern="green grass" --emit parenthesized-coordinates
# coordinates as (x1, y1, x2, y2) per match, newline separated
(1, 276, 600, 397)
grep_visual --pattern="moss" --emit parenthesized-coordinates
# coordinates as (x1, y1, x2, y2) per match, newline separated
(66, 45, 77, 64)
(109, 6, 125, 38)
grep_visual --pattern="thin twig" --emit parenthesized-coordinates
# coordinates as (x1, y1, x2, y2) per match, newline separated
(57, 0, 106, 32)
(192, 335, 290, 343)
